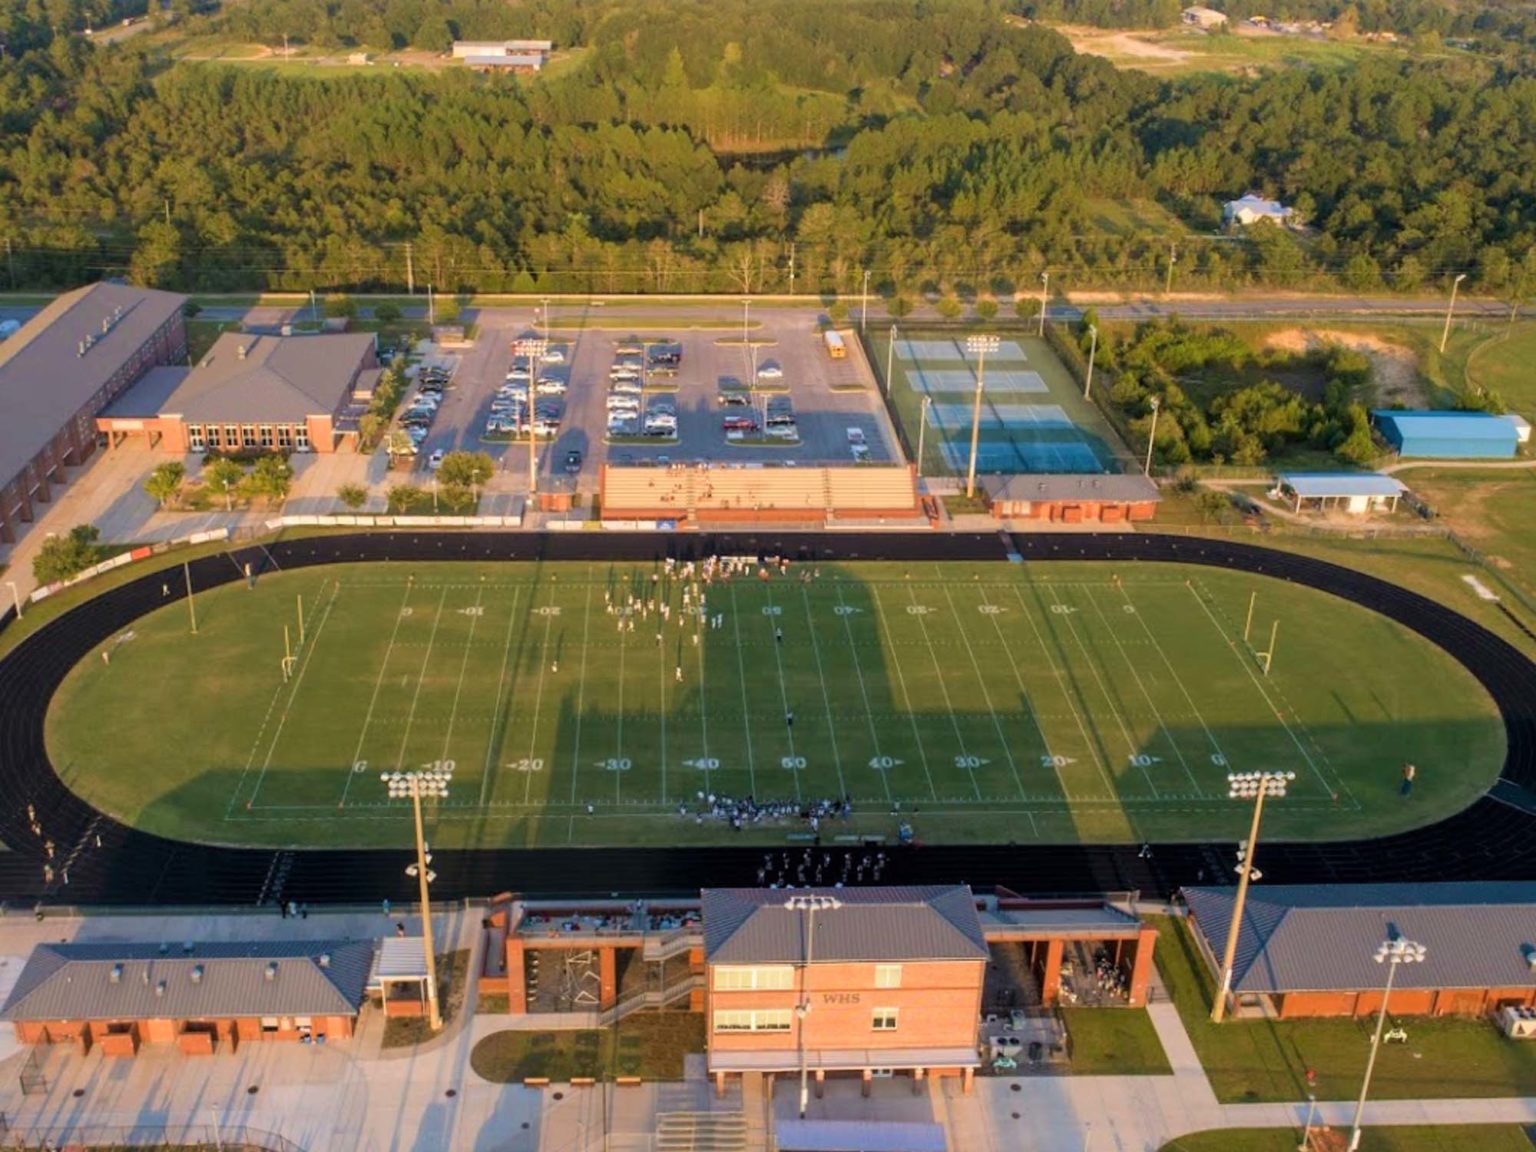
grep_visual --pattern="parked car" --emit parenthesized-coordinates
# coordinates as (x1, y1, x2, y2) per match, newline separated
(723, 416, 758, 431)
(756, 363, 784, 380)
(718, 392, 751, 407)
(428, 449, 445, 471)
(564, 450, 583, 473)
(541, 348, 566, 364)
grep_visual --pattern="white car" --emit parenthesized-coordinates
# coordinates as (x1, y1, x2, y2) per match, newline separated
(541, 348, 565, 364)
(536, 380, 567, 396)
(505, 368, 532, 381)
(428, 450, 445, 470)
(610, 381, 643, 395)
(756, 364, 784, 380)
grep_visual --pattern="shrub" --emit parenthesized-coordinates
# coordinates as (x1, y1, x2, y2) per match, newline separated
(34, 525, 109, 585)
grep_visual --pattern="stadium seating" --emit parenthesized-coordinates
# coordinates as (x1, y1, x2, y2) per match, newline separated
(600, 464, 919, 526)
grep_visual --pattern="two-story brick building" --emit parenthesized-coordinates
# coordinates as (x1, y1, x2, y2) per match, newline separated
(0, 282, 187, 544)
(701, 886, 988, 1098)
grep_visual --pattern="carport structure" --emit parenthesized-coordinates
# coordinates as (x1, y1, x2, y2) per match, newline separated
(1275, 472, 1406, 515)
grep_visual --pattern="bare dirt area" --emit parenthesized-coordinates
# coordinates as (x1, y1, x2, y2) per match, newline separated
(1055, 25, 1195, 68)
(1265, 328, 1427, 408)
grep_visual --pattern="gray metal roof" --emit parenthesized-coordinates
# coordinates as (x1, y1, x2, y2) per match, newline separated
(1183, 883, 1536, 995)
(2, 940, 374, 1022)
(981, 473, 1160, 504)
(702, 886, 989, 965)
(100, 365, 189, 420)
(161, 332, 373, 423)
(0, 282, 186, 486)
(1278, 472, 1405, 498)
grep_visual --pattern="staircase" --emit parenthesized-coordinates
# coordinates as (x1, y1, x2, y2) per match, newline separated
(654, 1111, 747, 1152)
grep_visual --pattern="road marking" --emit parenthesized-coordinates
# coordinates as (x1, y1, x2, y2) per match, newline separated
(339, 581, 415, 807)
(481, 586, 525, 808)
(868, 585, 938, 801)
(941, 584, 1026, 800)
(801, 584, 847, 799)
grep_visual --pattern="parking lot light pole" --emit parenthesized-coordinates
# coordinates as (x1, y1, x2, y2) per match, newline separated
(965, 334, 1000, 499)
(861, 269, 870, 333)
(916, 396, 932, 479)
(1143, 396, 1161, 478)
(5, 580, 21, 619)
(383, 766, 451, 1031)
(541, 297, 550, 343)
(1348, 938, 1427, 1151)
(1211, 771, 1293, 1023)
(1038, 271, 1050, 338)
(1083, 325, 1098, 401)
(521, 338, 548, 497)
(1440, 273, 1467, 354)
(786, 894, 841, 1119)
(885, 324, 897, 398)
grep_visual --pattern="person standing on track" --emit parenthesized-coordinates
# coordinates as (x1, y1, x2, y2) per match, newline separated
(1401, 762, 1416, 796)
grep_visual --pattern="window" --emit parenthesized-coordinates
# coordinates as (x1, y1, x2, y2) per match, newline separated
(259, 425, 274, 449)
(872, 1008, 898, 1031)
(188, 425, 205, 452)
(715, 966, 794, 991)
(241, 425, 257, 449)
(224, 425, 239, 448)
(277, 425, 293, 448)
(874, 965, 902, 989)
(713, 1009, 792, 1033)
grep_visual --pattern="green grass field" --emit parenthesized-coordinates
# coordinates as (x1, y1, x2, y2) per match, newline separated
(1465, 321, 1536, 414)
(44, 559, 1502, 850)
(1160, 1127, 1535, 1152)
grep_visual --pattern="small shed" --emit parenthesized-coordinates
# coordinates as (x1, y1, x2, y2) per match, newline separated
(1223, 194, 1294, 228)
(1182, 6, 1229, 27)
(1372, 411, 1520, 460)
(1275, 472, 1405, 515)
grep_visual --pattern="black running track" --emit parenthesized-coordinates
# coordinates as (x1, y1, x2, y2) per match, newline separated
(2, 530, 1535, 909)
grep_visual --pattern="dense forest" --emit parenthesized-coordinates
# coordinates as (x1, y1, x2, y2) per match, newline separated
(0, 0, 1534, 299)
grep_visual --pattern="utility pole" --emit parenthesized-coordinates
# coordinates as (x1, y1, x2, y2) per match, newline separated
(428, 283, 435, 326)
(1083, 325, 1098, 401)
(405, 242, 415, 295)
(1165, 242, 1177, 296)
(916, 396, 931, 479)
(1143, 396, 1161, 477)
(861, 268, 871, 333)
(788, 243, 796, 296)
(1038, 271, 1049, 338)
(309, 288, 318, 325)
(1440, 272, 1467, 353)
(164, 199, 171, 227)
(885, 324, 897, 398)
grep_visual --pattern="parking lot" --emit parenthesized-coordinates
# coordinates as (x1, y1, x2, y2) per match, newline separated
(421, 306, 901, 488)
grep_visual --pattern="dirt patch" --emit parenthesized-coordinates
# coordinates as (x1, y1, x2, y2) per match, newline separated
(1265, 329, 1427, 408)
(1056, 25, 1194, 67)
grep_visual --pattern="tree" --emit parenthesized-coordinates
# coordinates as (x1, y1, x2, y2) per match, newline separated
(243, 455, 294, 503)
(323, 293, 357, 319)
(434, 297, 462, 326)
(975, 297, 999, 322)
(413, 16, 453, 52)
(373, 302, 402, 326)
(202, 458, 246, 509)
(888, 295, 912, 318)
(337, 483, 368, 510)
(144, 461, 185, 508)
(437, 451, 494, 491)
(936, 294, 965, 320)
(33, 525, 108, 585)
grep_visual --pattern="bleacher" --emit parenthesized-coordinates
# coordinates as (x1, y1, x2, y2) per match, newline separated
(601, 464, 919, 527)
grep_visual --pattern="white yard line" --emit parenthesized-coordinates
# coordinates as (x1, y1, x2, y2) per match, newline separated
(481, 586, 525, 809)
(1114, 581, 1230, 781)
(834, 584, 892, 805)
(1008, 584, 1117, 797)
(1083, 585, 1201, 794)
(975, 583, 1067, 799)
(569, 581, 593, 806)
(800, 584, 847, 799)
(693, 598, 712, 795)
(762, 586, 801, 802)
(390, 587, 450, 774)
(1044, 584, 1157, 797)
(1184, 581, 1342, 798)
(523, 591, 558, 805)
(441, 586, 484, 765)
(236, 580, 340, 814)
(906, 585, 982, 800)
(941, 584, 1026, 800)
(614, 604, 629, 806)
(728, 583, 759, 798)
(868, 585, 938, 801)
(338, 582, 416, 807)
(658, 592, 669, 807)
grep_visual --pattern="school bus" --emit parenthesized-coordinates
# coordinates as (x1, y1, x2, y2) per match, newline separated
(823, 330, 847, 359)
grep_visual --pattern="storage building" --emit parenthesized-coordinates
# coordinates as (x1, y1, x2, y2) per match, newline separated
(981, 473, 1160, 523)
(1275, 472, 1405, 515)
(1372, 410, 1520, 459)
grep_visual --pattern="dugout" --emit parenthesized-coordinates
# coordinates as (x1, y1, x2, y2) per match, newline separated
(1274, 472, 1405, 516)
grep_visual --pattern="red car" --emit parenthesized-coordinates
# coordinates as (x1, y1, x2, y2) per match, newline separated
(722, 416, 758, 431)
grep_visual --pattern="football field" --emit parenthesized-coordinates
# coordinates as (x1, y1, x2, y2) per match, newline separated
(45, 559, 1505, 849)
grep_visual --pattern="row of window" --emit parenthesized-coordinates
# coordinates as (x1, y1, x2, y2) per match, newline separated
(714, 965, 903, 990)
(712, 1007, 898, 1033)
(187, 424, 309, 452)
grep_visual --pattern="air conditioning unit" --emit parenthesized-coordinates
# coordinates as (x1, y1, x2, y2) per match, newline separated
(1498, 1006, 1536, 1039)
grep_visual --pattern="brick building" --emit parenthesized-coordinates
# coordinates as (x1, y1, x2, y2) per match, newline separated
(2, 940, 373, 1054)
(97, 332, 380, 455)
(981, 473, 1160, 523)
(0, 282, 187, 543)
(1183, 882, 1536, 1019)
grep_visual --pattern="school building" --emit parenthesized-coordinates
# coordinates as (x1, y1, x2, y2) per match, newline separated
(2, 940, 374, 1054)
(1182, 882, 1536, 1019)
(96, 331, 380, 455)
(0, 282, 187, 543)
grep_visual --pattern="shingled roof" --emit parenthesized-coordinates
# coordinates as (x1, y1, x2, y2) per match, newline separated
(1, 940, 374, 1022)
(160, 332, 373, 423)
(1183, 882, 1536, 995)
(702, 886, 989, 965)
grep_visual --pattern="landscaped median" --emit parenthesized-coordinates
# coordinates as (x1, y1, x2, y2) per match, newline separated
(470, 1011, 704, 1083)
(1154, 917, 1536, 1103)
(1158, 1126, 1535, 1151)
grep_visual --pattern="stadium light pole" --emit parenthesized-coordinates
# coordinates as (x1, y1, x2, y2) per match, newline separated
(916, 396, 932, 479)
(1143, 396, 1161, 478)
(5, 580, 22, 619)
(1348, 937, 1427, 1151)
(861, 269, 871, 333)
(383, 766, 451, 1031)
(885, 324, 897, 398)
(1440, 273, 1467, 354)
(965, 334, 1000, 500)
(1083, 325, 1098, 401)
(520, 338, 548, 497)
(1211, 771, 1293, 1024)
(786, 894, 841, 1119)
(1038, 271, 1050, 338)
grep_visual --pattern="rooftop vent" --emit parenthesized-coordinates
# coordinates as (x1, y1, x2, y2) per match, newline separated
(265, 962, 278, 982)
(318, 953, 331, 968)
(237, 343, 247, 360)
(109, 964, 122, 984)
(191, 965, 204, 984)
(1524, 944, 1536, 970)
(158, 943, 169, 955)
(155, 980, 166, 997)
(182, 942, 195, 954)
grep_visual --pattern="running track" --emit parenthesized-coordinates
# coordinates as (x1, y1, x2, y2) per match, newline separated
(1, 530, 1533, 907)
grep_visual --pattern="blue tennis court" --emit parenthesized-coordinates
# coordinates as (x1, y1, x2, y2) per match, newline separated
(896, 338, 1029, 362)
(906, 369, 1048, 396)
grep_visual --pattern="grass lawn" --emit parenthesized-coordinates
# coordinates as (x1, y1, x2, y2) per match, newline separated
(41, 557, 1502, 850)
(1465, 321, 1536, 415)
(1160, 1127, 1535, 1151)
(1061, 1007, 1171, 1074)
(1398, 469, 1536, 605)
(1154, 917, 1536, 1103)
(382, 949, 471, 1048)
(470, 1011, 704, 1082)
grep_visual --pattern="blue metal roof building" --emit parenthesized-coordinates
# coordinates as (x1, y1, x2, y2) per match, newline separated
(1372, 411, 1519, 459)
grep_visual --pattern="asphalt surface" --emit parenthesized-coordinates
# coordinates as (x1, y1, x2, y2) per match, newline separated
(1, 530, 1534, 908)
